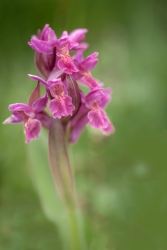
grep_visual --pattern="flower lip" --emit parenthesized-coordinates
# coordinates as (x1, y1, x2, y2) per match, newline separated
(24, 118, 41, 143)
(49, 95, 75, 119)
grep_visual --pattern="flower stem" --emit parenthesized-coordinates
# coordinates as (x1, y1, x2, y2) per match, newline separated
(48, 118, 87, 250)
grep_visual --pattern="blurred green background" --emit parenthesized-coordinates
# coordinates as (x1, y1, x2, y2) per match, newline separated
(1, 0, 167, 249)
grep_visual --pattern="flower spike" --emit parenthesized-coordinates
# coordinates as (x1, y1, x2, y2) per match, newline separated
(3, 24, 114, 143)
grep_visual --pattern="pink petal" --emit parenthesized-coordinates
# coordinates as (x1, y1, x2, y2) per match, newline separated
(28, 74, 47, 86)
(47, 70, 63, 82)
(41, 24, 50, 38)
(70, 42, 89, 51)
(24, 119, 41, 143)
(28, 38, 54, 54)
(98, 88, 112, 108)
(80, 52, 99, 71)
(72, 72, 82, 81)
(57, 56, 79, 74)
(79, 74, 101, 89)
(87, 108, 109, 129)
(70, 103, 88, 126)
(69, 29, 88, 43)
(32, 94, 48, 113)
(3, 113, 23, 124)
(102, 121, 115, 135)
(73, 50, 83, 63)
(56, 36, 69, 48)
(47, 78, 64, 89)
(41, 24, 57, 42)
(8, 103, 33, 116)
(61, 31, 68, 37)
(49, 96, 75, 119)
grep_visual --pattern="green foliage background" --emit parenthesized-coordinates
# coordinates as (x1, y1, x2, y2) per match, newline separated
(0, 0, 167, 249)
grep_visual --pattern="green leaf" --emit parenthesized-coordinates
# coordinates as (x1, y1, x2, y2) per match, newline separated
(27, 130, 63, 224)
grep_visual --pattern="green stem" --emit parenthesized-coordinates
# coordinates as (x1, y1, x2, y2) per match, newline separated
(28, 123, 87, 250)
(48, 119, 87, 250)
(67, 208, 86, 250)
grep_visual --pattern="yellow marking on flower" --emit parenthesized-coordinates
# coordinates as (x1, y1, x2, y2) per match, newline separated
(82, 71, 91, 78)
(58, 46, 69, 58)
(92, 101, 99, 110)
(52, 85, 64, 98)
(19, 111, 35, 123)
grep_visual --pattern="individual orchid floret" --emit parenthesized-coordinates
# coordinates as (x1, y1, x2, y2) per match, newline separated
(48, 78, 75, 119)
(28, 24, 56, 54)
(85, 88, 114, 132)
(68, 28, 89, 50)
(3, 84, 48, 143)
(28, 74, 75, 119)
(69, 88, 114, 143)
(73, 52, 101, 89)
(69, 28, 88, 44)
(56, 36, 79, 74)
(28, 26, 89, 76)
(28, 24, 57, 78)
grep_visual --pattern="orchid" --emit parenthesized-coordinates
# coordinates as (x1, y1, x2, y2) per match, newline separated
(69, 87, 115, 143)
(3, 83, 49, 142)
(3, 24, 114, 144)
(28, 24, 57, 78)
(73, 51, 101, 88)
(28, 74, 76, 119)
